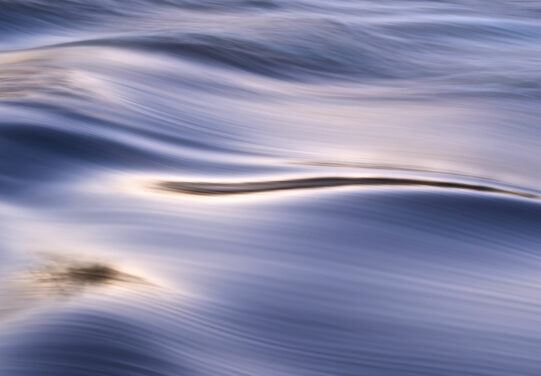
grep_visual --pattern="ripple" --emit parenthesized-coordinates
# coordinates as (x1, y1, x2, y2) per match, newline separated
(0, 310, 184, 376)
(155, 176, 540, 199)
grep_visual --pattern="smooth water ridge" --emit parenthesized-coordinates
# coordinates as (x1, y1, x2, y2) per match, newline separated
(2, 1, 541, 375)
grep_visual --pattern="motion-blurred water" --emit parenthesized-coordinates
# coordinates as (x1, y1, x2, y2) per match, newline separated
(1, 1, 541, 375)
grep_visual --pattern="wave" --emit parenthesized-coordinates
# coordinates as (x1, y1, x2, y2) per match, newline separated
(0, 311, 184, 376)
(156, 176, 540, 199)
(2, 1, 541, 375)
(2, 0, 541, 85)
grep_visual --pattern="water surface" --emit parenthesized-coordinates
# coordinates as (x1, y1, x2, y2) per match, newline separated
(1, 1, 541, 375)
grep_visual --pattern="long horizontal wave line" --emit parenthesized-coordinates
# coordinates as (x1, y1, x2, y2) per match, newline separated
(155, 176, 540, 199)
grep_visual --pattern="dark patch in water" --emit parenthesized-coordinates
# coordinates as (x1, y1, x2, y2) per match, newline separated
(156, 176, 540, 199)
(31, 258, 148, 296)
(0, 257, 152, 322)
(39, 263, 143, 286)
(64, 264, 123, 284)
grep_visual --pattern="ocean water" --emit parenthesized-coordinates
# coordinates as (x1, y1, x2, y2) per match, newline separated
(1, 1, 541, 375)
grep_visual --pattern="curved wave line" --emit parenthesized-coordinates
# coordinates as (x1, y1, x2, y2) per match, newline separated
(156, 176, 540, 199)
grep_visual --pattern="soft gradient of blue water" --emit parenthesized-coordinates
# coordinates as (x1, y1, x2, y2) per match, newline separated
(1, 1, 541, 375)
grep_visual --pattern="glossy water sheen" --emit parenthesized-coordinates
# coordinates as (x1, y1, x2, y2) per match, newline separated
(1, 1, 541, 375)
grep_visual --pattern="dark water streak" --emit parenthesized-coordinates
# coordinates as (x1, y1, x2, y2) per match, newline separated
(157, 176, 541, 198)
